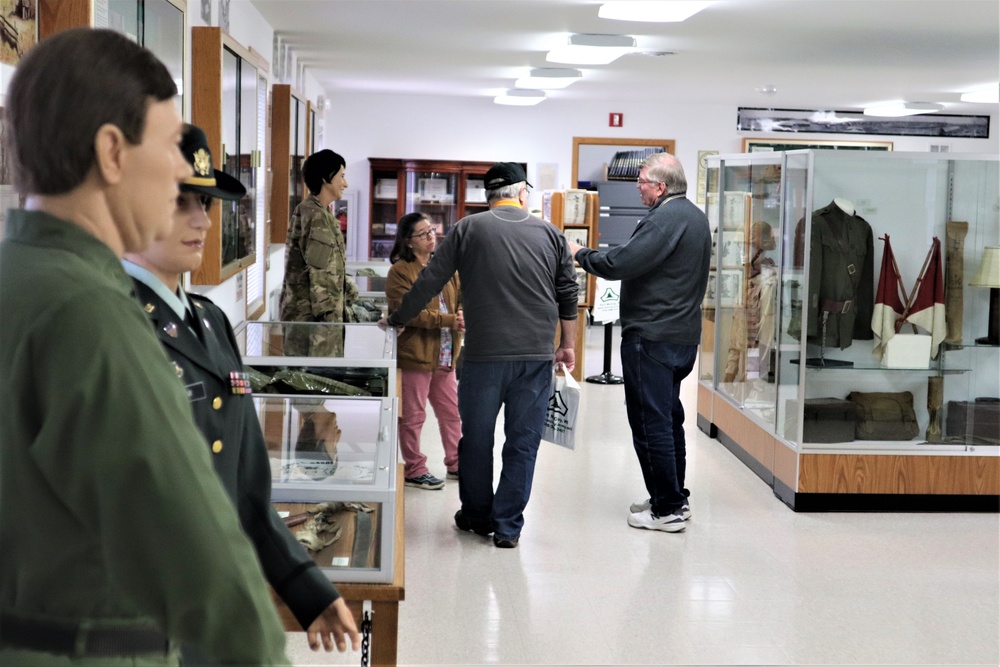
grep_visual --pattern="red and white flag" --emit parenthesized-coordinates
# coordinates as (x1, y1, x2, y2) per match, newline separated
(871, 236, 905, 362)
(903, 237, 946, 359)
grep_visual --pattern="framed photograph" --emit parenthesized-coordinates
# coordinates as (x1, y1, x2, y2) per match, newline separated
(1, 0, 37, 66)
(563, 228, 589, 248)
(738, 107, 987, 139)
(720, 231, 745, 268)
(696, 150, 719, 205)
(718, 269, 744, 307)
(704, 270, 718, 305)
(575, 267, 589, 304)
(742, 137, 893, 153)
(722, 191, 749, 230)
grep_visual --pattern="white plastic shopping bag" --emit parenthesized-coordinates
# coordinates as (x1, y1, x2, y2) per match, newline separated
(541, 364, 581, 450)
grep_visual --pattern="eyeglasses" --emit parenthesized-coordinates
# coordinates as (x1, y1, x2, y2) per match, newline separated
(636, 178, 662, 186)
(409, 229, 435, 241)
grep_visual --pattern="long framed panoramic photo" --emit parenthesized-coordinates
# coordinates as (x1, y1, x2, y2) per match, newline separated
(743, 138, 893, 153)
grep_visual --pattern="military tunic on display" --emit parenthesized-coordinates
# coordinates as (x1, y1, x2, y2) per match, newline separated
(279, 195, 358, 356)
(804, 202, 875, 349)
(130, 279, 339, 639)
(0, 210, 288, 666)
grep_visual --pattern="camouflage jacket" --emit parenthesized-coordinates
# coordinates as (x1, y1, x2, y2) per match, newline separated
(279, 195, 358, 324)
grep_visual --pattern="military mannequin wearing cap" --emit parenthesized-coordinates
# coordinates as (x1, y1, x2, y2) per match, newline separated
(124, 124, 359, 663)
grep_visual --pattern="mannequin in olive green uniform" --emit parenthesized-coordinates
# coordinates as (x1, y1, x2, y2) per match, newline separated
(123, 124, 360, 663)
(279, 149, 359, 357)
(0, 29, 287, 665)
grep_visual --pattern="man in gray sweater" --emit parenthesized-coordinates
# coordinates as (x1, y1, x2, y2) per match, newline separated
(386, 162, 578, 548)
(570, 153, 711, 533)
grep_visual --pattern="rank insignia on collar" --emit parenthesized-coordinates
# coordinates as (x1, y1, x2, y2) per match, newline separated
(144, 303, 155, 313)
(229, 371, 251, 395)
(194, 302, 204, 309)
(193, 148, 212, 177)
(172, 361, 184, 378)
(164, 322, 179, 338)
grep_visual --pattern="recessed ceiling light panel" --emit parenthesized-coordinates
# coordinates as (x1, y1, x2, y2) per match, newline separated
(494, 89, 546, 106)
(599, 1, 714, 22)
(546, 33, 636, 65)
(515, 67, 583, 90)
(960, 86, 999, 104)
(863, 101, 944, 117)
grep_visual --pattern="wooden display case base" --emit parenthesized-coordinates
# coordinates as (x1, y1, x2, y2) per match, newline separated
(272, 465, 405, 666)
(700, 387, 1000, 512)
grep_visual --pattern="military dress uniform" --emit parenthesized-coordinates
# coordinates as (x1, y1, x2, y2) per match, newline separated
(127, 271, 340, 657)
(804, 201, 875, 349)
(0, 211, 288, 666)
(279, 195, 359, 357)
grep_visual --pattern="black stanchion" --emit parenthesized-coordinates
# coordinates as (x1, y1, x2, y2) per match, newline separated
(586, 321, 623, 384)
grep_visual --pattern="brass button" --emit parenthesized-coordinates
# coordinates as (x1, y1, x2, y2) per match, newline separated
(212, 397, 223, 410)
(212, 440, 223, 454)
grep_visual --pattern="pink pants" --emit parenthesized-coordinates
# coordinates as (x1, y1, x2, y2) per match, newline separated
(399, 367, 461, 478)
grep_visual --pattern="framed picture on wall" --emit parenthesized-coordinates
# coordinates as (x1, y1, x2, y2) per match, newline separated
(1, 0, 37, 66)
(718, 269, 744, 307)
(742, 138, 893, 152)
(563, 228, 589, 248)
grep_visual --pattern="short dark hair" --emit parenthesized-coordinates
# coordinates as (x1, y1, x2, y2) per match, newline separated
(5, 28, 177, 195)
(303, 149, 346, 196)
(389, 212, 431, 264)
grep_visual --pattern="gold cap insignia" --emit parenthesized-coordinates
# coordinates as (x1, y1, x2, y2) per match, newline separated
(144, 303, 155, 313)
(193, 148, 212, 177)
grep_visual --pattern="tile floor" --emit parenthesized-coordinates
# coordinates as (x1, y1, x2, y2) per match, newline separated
(287, 324, 999, 666)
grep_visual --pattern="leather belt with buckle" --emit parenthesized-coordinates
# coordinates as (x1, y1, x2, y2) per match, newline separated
(820, 298, 853, 314)
(0, 612, 170, 658)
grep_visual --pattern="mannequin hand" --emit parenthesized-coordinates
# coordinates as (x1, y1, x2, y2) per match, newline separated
(306, 597, 360, 653)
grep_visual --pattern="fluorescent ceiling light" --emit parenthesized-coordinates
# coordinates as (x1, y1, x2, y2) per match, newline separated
(863, 102, 944, 117)
(515, 67, 583, 90)
(960, 86, 999, 104)
(494, 89, 546, 106)
(599, 1, 713, 22)
(546, 33, 636, 65)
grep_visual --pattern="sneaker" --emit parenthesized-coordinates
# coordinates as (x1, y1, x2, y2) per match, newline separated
(454, 509, 492, 536)
(405, 473, 445, 490)
(629, 498, 691, 520)
(627, 508, 686, 532)
(493, 536, 519, 549)
(446, 469, 460, 480)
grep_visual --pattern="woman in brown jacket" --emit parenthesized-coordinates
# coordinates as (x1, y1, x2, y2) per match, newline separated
(386, 213, 464, 489)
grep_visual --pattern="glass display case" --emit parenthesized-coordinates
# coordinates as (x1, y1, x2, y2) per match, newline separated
(191, 27, 266, 285)
(698, 150, 999, 510)
(236, 321, 399, 583)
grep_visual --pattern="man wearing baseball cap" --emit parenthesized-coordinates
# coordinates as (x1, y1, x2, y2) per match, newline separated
(124, 124, 360, 663)
(385, 161, 578, 549)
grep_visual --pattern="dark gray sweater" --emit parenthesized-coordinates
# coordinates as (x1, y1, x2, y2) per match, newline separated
(576, 194, 711, 345)
(388, 205, 578, 361)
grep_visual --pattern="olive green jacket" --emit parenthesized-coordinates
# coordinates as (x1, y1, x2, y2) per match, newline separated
(805, 201, 875, 349)
(0, 210, 288, 665)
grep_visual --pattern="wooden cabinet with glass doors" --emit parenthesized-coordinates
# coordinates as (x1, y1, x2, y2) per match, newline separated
(269, 84, 312, 244)
(368, 159, 525, 259)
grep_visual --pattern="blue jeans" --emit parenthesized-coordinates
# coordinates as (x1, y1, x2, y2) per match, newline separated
(457, 360, 551, 541)
(620, 332, 697, 517)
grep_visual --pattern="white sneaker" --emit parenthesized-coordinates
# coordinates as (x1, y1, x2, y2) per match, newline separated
(629, 498, 691, 520)
(627, 508, 686, 533)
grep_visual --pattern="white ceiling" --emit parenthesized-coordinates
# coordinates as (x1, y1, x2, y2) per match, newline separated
(249, 0, 999, 117)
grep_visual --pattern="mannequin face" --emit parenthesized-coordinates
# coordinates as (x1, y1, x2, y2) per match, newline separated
(126, 191, 212, 291)
(322, 165, 347, 202)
